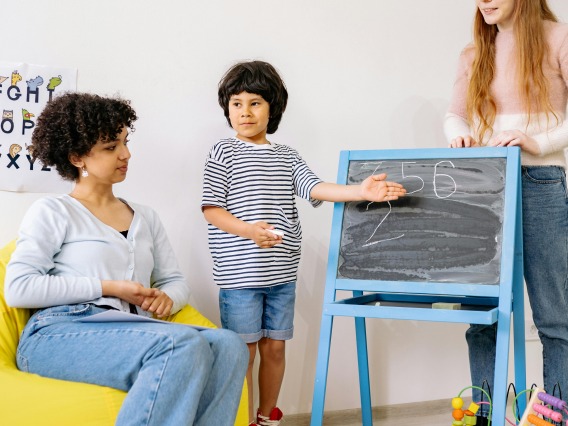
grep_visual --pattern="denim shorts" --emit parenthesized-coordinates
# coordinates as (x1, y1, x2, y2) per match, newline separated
(219, 282, 296, 343)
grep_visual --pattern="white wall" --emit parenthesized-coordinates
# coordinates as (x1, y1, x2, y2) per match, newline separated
(1, 0, 566, 415)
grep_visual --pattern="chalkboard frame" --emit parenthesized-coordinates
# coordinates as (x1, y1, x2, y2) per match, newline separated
(326, 147, 519, 298)
(311, 147, 526, 426)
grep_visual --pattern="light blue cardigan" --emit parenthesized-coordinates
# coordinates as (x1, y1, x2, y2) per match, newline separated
(5, 194, 190, 315)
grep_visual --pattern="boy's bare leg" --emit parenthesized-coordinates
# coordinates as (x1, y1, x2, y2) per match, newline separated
(258, 337, 286, 416)
(246, 342, 258, 424)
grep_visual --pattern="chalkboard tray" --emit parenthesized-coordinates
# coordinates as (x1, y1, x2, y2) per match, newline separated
(325, 292, 498, 324)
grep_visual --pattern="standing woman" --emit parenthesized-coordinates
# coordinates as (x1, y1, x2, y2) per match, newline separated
(5, 93, 248, 425)
(445, 0, 568, 409)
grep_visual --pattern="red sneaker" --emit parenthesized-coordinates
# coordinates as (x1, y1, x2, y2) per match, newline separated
(257, 407, 283, 426)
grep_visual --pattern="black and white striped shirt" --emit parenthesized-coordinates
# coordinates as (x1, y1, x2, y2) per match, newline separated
(202, 138, 322, 289)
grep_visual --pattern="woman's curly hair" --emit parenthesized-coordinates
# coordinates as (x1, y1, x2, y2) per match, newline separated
(218, 61, 288, 134)
(31, 92, 137, 181)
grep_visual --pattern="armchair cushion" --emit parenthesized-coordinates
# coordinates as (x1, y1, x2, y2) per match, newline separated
(0, 240, 247, 425)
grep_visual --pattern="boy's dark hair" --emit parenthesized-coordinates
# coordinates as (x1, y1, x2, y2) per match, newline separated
(31, 92, 137, 181)
(218, 61, 288, 134)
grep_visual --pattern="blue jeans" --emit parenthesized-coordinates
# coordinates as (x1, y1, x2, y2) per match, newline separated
(17, 304, 248, 426)
(467, 166, 568, 411)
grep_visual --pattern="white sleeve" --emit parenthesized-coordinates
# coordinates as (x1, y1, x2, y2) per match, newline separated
(444, 113, 473, 144)
(4, 199, 102, 308)
(532, 116, 568, 155)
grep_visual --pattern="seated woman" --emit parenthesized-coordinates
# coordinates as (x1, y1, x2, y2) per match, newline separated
(4, 92, 248, 426)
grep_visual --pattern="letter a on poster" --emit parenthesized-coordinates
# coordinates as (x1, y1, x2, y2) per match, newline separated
(0, 62, 77, 193)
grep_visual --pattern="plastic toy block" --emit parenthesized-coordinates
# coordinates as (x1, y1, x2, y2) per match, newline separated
(464, 414, 477, 425)
(468, 402, 480, 414)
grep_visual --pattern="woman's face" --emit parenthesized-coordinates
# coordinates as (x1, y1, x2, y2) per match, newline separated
(476, 0, 516, 31)
(80, 126, 131, 184)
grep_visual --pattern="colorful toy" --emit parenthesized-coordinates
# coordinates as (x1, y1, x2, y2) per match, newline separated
(451, 386, 492, 425)
(452, 385, 568, 425)
(517, 387, 567, 426)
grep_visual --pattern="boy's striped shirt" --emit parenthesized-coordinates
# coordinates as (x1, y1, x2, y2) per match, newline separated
(202, 138, 322, 289)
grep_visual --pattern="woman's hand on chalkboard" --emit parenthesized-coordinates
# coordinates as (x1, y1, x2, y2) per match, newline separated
(248, 221, 284, 248)
(488, 129, 541, 155)
(449, 135, 478, 148)
(360, 174, 407, 202)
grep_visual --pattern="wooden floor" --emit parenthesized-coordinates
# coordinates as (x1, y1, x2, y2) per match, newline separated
(283, 397, 505, 425)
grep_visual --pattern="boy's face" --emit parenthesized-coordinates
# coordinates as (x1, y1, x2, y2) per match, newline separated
(228, 91, 270, 144)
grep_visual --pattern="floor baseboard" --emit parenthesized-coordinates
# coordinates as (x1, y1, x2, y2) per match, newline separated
(284, 397, 467, 425)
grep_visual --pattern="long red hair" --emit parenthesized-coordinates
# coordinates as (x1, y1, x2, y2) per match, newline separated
(467, 0, 558, 142)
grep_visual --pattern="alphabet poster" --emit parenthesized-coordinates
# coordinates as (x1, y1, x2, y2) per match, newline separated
(0, 62, 77, 193)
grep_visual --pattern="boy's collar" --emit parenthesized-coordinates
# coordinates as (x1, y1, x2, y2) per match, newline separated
(235, 137, 273, 147)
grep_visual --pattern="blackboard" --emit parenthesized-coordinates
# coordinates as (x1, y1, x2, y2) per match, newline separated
(337, 156, 506, 285)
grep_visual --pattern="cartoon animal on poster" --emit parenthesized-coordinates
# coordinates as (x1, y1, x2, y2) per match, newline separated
(26, 76, 44, 91)
(25, 143, 35, 159)
(11, 71, 22, 86)
(47, 75, 62, 90)
(9, 144, 22, 157)
(22, 109, 35, 120)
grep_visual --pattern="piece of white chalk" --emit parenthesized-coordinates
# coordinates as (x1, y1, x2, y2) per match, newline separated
(432, 302, 461, 310)
(268, 229, 284, 237)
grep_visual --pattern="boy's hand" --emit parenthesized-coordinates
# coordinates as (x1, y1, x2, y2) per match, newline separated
(247, 221, 283, 248)
(360, 173, 406, 202)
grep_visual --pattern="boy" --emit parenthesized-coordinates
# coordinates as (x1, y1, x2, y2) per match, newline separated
(202, 60, 405, 426)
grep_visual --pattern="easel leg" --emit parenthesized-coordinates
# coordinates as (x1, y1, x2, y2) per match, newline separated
(355, 316, 372, 426)
(512, 179, 527, 415)
(492, 314, 511, 426)
(311, 313, 334, 426)
(512, 290, 527, 416)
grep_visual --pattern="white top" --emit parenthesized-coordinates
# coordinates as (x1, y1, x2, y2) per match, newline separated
(445, 21, 568, 167)
(5, 195, 190, 315)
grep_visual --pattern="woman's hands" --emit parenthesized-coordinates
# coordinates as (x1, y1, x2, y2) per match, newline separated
(488, 130, 541, 155)
(449, 135, 479, 148)
(140, 290, 174, 319)
(101, 280, 174, 318)
(449, 131, 541, 155)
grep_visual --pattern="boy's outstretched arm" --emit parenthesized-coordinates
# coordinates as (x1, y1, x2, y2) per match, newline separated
(202, 206, 282, 249)
(310, 173, 406, 203)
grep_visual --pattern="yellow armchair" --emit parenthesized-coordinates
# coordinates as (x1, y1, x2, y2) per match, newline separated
(0, 240, 248, 425)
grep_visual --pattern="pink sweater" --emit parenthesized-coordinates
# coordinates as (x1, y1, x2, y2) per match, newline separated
(445, 20, 568, 167)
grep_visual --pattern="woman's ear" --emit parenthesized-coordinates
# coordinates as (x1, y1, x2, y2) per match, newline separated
(68, 154, 83, 168)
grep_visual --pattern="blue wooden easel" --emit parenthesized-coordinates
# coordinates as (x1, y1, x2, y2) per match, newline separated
(310, 148, 526, 426)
